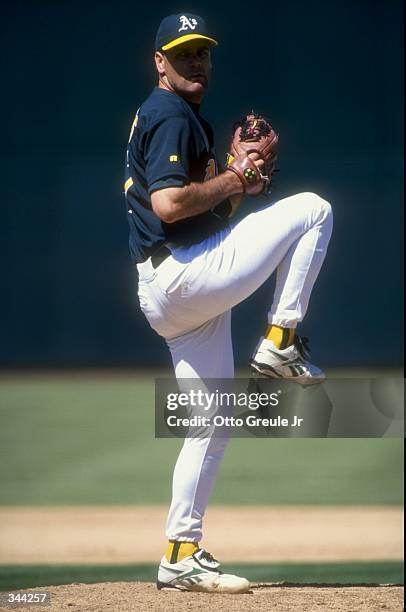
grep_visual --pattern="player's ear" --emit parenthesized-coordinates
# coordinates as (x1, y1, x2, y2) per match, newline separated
(155, 51, 166, 76)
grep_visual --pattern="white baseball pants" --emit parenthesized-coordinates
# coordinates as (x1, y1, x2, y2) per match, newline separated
(137, 192, 333, 541)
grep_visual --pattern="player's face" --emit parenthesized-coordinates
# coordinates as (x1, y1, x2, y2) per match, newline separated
(155, 41, 212, 103)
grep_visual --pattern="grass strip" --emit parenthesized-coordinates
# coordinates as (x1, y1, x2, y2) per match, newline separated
(0, 561, 402, 592)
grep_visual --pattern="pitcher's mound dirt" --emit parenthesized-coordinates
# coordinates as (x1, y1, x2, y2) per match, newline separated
(1, 582, 403, 612)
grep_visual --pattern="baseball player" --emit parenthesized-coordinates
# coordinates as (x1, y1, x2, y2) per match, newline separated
(124, 13, 333, 593)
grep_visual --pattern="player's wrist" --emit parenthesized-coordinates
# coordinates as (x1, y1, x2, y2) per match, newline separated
(223, 167, 245, 195)
(226, 157, 265, 195)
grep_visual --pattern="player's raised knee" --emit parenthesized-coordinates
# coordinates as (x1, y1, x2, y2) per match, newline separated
(316, 194, 332, 219)
(300, 192, 332, 220)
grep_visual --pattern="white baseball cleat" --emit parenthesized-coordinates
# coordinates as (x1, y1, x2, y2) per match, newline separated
(157, 548, 250, 593)
(250, 335, 325, 385)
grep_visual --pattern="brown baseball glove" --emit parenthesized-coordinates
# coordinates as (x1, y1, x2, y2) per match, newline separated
(226, 112, 279, 195)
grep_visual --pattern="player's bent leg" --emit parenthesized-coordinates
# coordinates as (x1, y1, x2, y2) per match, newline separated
(266, 193, 333, 326)
(165, 192, 332, 323)
(226, 191, 333, 313)
(249, 193, 333, 383)
(140, 193, 332, 384)
(138, 192, 332, 342)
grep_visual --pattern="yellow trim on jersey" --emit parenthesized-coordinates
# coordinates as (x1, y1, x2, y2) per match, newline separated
(162, 34, 218, 51)
(128, 110, 140, 143)
(124, 177, 134, 195)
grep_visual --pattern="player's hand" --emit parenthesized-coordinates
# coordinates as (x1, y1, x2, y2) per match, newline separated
(248, 152, 265, 172)
(226, 113, 279, 195)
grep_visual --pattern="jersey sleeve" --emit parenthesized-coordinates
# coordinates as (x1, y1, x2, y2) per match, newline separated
(144, 117, 194, 194)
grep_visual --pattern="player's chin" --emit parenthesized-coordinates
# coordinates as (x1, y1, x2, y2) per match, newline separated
(187, 77, 208, 91)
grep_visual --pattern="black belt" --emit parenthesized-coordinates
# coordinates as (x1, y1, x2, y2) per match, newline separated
(150, 245, 171, 269)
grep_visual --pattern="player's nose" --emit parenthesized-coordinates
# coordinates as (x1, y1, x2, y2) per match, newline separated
(188, 53, 203, 69)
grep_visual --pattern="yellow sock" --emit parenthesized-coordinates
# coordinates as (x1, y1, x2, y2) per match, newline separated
(165, 541, 199, 564)
(266, 325, 296, 349)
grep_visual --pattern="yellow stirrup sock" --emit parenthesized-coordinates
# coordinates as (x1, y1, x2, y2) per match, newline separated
(165, 541, 199, 563)
(266, 325, 296, 349)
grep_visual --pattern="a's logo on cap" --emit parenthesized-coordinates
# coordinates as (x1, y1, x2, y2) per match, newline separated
(178, 15, 198, 32)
